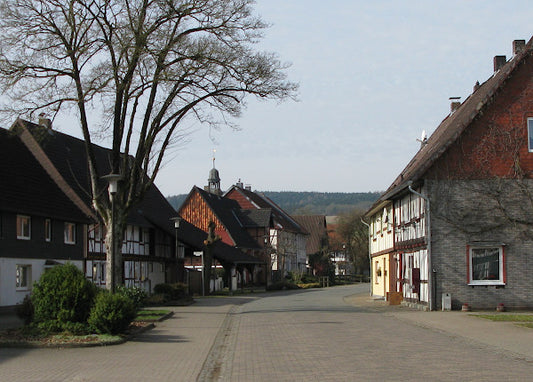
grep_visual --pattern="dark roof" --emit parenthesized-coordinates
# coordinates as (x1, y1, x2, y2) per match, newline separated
(176, 219, 263, 265)
(293, 215, 327, 255)
(227, 186, 308, 235)
(370, 37, 533, 210)
(192, 186, 260, 249)
(236, 209, 272, 228)
(0, 127, 89, 222)
(13, 120, 178, 233)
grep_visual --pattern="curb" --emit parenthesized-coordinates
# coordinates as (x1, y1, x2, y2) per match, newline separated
(0, 311, 173, 349)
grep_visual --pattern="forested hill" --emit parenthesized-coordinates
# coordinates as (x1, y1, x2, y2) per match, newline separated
(167, 191, 381, 216)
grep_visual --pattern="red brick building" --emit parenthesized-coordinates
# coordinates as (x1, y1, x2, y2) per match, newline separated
(367, 38, 533, 310)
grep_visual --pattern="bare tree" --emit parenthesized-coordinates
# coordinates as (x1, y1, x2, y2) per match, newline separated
(0, 0, 297, 290)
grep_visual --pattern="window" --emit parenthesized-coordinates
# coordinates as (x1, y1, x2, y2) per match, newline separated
(91, 261, 106, 285)
(16, 215, 31, 240)
(44, 219, 51, 242)
(529, 118, 533, 152)
(16, 265, 31, 290)
(64, 222, 76, 244)
(468, 245, 505, 285)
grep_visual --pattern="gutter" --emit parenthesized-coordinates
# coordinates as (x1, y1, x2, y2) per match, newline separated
(407, 181, 434, 311)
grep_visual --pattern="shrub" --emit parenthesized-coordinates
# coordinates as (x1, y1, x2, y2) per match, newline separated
(116, 285, 147, 310)
(153, 283, 174, 298)
(144, 294, 167, 306)
(16, 294, 34, 325)
(88, 291, 136, 335)
(266, 280, 300, 291)
(32, 263, 97, 330)
(301, 274, 318, 284)
(153, 283, 187, 300)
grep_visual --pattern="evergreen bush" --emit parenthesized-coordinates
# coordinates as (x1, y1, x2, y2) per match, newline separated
(116, 285, 147, 310)
(153, 283, 187, 300)
(16, 294, 34, 325)
(88, 291, 136, 335)
(266, 280, 300, 291)
(32, 263, 97, 331)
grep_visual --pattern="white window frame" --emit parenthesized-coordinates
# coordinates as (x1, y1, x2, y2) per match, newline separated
(16, 215, 31, 240)
(64, 222, 76, 244)
(44, 219, 51, 242)
(16, 264, 32, 290)
(468, 244, 505, 286)
(527, 118, 533, 153)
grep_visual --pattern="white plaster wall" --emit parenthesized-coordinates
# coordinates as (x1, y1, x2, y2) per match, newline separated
(0, 257, 83, 307)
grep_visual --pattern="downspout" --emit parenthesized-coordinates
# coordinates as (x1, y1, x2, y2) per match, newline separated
(407, 181, 434, 311)
(360, 217, 372, 296)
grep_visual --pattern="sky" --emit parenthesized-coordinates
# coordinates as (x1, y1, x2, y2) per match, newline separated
(65, 1, 533, 196)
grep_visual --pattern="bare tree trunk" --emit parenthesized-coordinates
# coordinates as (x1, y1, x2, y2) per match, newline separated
(104, 209, 124, 293)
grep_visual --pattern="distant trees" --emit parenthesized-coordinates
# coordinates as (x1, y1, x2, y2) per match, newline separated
(167, 191, 381, 215)
(333, 209, 369, 275)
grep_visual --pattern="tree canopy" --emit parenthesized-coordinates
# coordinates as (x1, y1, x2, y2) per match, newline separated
(0, 0, 297, 289)
(0, 0, 297, 217)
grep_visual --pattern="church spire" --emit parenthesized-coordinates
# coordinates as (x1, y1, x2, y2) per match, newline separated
(205, 149, 221, 195)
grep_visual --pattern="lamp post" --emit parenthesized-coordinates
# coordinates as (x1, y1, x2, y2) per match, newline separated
(170, 216, 182, 258)
(102, 173, 122, 293)
(171, 216, 183, 283)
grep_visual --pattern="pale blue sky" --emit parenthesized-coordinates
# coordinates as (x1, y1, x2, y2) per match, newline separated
(67, 1, 533, 195)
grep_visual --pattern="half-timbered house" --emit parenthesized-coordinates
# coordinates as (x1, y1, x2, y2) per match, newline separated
(367, 38, 533, 310)
(178, 185, 266, 286)
(225, 184, 308, 279)
(0, 127, 91, 307)
(2, 119, 184, 301)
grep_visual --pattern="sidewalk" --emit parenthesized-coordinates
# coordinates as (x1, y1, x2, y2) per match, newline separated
(346, 293, 533, 362)
(0, 296, 255, 382)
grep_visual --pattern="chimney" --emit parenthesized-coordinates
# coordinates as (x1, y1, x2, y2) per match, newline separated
(513, 39, 526, 55)
(38, 113, 52, 129)
(473, 81, 480, 92)
(493, 55, 506, 72)
(236, 178, 244, 189)
(245, 184, 252, 191)
(449, 97, 461, 113)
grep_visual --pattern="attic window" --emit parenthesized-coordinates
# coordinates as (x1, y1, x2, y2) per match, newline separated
(528, 118, 533, 152)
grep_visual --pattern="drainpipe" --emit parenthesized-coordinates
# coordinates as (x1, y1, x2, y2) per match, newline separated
(407, 181, 434, 311)
(360, 217, 372, 296)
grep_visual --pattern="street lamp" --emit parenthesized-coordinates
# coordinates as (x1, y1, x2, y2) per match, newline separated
(170, 216, 183, 259)
(102, 173, 122, 293)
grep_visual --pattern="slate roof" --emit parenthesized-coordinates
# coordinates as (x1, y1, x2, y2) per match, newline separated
(236, 209, 272, 228)
(369, 37, 533, 212)
(0, 127, 89, 222)
(12, 120, 178, 234)
(176, 218, 263, 265)
(293, 215, 327, 255)
(226, 186, 308, 235)
(191, 186, 261, 249)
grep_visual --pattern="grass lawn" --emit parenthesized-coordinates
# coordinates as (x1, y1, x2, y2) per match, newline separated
(474, 314, 533, 322)
(134, 309, 171, 321)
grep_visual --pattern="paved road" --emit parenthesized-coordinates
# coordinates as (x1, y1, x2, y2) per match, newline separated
(209, 285, 533, 381)
(2, 285, 533, 381)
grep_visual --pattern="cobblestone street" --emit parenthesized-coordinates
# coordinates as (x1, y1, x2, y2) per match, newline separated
(2, 285, 533, 381)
